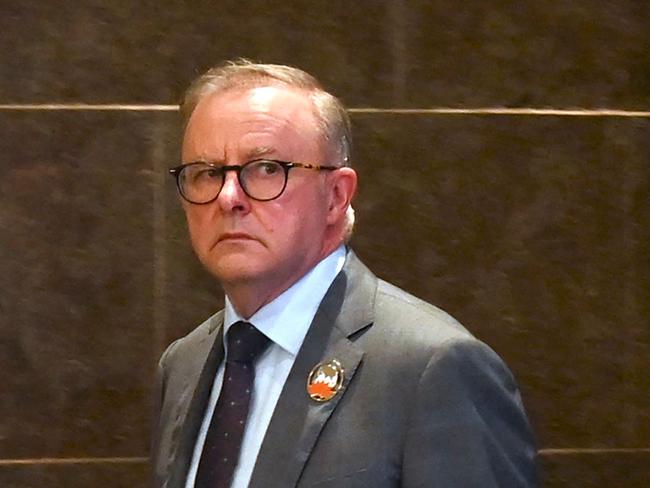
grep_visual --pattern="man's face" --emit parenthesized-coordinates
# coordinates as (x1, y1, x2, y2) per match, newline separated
(181, 85, 336, 307)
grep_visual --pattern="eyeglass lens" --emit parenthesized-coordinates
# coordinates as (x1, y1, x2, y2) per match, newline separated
(179, 160, 287, 203)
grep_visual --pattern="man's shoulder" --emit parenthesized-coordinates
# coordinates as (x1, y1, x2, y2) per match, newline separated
(159, 309, 224, 368)
(374, 278, 472, 339)
(342, 251, 478, 348)
(363, 278, 519, 394)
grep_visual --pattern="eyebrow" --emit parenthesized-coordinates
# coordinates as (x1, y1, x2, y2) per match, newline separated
(246, 146, 276, 159)
(189, 146, 278, 165)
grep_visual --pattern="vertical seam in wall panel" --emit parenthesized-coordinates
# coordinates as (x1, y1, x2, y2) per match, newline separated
(387, 0, 408, 105)
(620, 122, 640, 443)
(152, 117, 168, 360)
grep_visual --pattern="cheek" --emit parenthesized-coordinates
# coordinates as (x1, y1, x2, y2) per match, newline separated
(283, 205, 327, 242)
(185, 210, 214, 248)
(254, 199, 302, 237)
(255, 207, 299, 245)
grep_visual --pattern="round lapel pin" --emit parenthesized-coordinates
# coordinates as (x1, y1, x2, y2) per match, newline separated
(307, 359, 345, 402)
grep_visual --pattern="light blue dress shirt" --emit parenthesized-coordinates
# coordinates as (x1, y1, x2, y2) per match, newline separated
(185, 245, 346, 488)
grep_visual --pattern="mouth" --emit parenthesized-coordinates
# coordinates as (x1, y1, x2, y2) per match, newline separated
(217, 232, 257, 243)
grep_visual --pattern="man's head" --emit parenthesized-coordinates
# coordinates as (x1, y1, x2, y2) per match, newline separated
(175, 60, 357, 317)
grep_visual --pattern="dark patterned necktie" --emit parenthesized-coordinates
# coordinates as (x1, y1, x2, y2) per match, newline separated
(195, 321, 270, 488)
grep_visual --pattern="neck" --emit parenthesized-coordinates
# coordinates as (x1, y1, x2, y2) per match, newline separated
(224, 283, 281, 319)
(224, 240, 343, 318)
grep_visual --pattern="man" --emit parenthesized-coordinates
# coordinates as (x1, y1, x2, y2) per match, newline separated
(152, 60, 538, 487)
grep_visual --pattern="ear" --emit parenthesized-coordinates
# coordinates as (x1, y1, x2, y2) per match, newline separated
(326, 167, 357, 225)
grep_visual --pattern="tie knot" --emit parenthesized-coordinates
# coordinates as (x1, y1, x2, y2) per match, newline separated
(226, 321, 270, 363)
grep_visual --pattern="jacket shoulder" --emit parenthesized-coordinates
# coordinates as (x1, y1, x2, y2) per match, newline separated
(374, 279, 474, 341)
(159, 309, 224, 373)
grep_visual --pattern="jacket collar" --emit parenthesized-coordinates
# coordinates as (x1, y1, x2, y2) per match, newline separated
(248, 250, 378, 488)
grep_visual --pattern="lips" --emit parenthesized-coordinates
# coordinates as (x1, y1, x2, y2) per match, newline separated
(217, 232, 257, 243)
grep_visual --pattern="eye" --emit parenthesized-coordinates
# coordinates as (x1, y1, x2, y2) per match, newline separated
(249, 160, 282, 176)
(260, 161, 281, 175)
(187, 165, 221, 183)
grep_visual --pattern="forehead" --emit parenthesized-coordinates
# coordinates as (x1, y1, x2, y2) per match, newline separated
(182, 85, 323, 161)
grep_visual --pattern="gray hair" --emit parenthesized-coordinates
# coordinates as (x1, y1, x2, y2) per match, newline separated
(181, 59, 352, 166)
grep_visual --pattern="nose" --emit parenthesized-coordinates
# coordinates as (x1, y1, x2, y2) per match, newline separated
(217, 169, 250, 213)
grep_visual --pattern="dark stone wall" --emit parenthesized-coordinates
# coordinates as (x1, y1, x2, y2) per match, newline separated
(1, 2, 648, 486)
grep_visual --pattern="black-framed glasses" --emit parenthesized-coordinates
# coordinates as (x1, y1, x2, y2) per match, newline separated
(169, 159, 339, 204)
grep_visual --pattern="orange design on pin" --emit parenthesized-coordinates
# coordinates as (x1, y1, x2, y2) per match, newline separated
(307, 359, 344, 402)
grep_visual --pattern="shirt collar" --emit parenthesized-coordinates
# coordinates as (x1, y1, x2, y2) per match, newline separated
(224, 245, 346, 356)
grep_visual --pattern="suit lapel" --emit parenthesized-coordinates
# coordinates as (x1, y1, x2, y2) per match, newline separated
(166, 316, 225, 488)
(249, 252, 378, 488)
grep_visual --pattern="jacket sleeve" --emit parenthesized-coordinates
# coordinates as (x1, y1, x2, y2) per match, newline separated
(401, 337, 539, 487)
(150, 339, 181, 488)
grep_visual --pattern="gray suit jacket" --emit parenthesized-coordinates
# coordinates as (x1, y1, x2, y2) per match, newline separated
(151, 251, 538, 487)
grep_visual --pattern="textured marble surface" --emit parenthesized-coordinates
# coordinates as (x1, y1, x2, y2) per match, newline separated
(403, 1, 650, 108)
(349, 113, 650, 448)
(0, 462, 148, 488)
(0, 1, 392, 107)
(540, 451, 650, 487)
(1, 1, 649, 108)
(0, 112, 160, 458)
